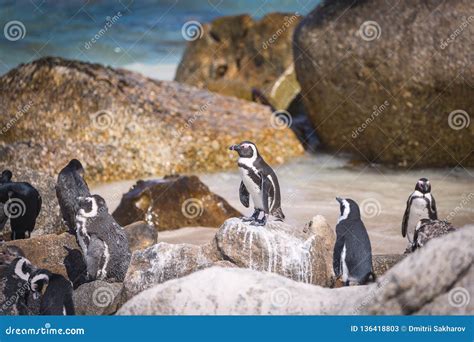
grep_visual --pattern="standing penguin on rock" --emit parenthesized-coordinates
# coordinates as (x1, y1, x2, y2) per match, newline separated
(75, 194, 131, 282)
(56, 159, 91, 234)
(229, 141, 285, 226)
(333, 197, 374, 286)
(401, 178, 437, 246)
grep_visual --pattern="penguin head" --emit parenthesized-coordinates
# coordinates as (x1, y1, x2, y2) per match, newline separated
(336, 197, 361, 221)
(415, 178, 431, 194)
(29, 269, 51, 300)
(0, 170, 12, 184)
(12, 257, 35, 281)
(66, 159, 85, 175)
(77, 194, 108, 218)
(229, 141, 258, 159)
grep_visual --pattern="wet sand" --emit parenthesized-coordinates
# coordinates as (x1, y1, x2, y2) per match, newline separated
(92, 153, 474, 254)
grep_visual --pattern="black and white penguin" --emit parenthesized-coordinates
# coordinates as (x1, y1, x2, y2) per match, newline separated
(401, 178, 437, 245)
(0, 170, 13, 234)
(75, 194, 131, 282)
(229, 141, 285, 226)
(333, 197, 374, 286)
(29, 269, 75, 315)
(411, 219, 455, 252)
(56, 159, 91, 234)
(0, 181, 42, 240)
(0, 256, 36, 315)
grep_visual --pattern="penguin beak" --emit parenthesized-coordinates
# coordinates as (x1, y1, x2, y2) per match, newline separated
(229, 144, 240, 151)
(336, 197, 343, 204)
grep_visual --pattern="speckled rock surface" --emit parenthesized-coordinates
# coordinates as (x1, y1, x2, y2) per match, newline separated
(0, 57, 303, 183)
(176, 13, 302, 109)
(113, 175, 241, 231)
(123, 221, 158, 252)
(294, 0, 473, 167)
(216, 217, 334, 286)
(122, 240, 222, 301)
(73, 280, 123, 315)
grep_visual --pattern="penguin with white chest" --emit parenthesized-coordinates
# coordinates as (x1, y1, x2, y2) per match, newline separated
(333, 197, 374, 286)
(75, 194, 131, 282)
(401, 178, 437, 245)
(229, 141, 285, 226)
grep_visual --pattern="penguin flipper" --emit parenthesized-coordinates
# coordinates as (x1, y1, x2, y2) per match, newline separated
(430, 195, 438, 219)
(261, 177, 272, 214)
(333, 236, 344, 278)
(85, 235, 105, 280)
(239, 182, 250, 208)
(401, 195, 412, 237)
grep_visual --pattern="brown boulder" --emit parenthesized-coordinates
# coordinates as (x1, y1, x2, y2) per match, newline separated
(176, 13, 302, 110)
(124, 221, 157, 252)
(0, 57, 303, 183)
(294, 0, 473, 167)
(113, 175, 241, 231)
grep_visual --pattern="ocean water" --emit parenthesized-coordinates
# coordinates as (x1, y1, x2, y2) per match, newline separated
(0, 0, 320, 79)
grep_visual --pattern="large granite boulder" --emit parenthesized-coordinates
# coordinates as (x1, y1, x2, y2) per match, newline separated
(216, 217, 335, 286)
(176, 13, 302, 110)
(113, 175, 241, 230)
(0, 57, 303, 183)
(0, 165, 64, 236)
(73, 280, 123, 315)
(122, 240, 223, 301)
(118, 226, 472, 315)
(293, 0, 473, 167)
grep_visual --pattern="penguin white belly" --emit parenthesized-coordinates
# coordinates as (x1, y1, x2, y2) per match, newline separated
(239, 168, 263, 209)
(341, 244, 349, 282)
(407, 198, 429, 242)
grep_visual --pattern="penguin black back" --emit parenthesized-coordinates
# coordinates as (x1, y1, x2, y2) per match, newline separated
(333, 197, 373, 285)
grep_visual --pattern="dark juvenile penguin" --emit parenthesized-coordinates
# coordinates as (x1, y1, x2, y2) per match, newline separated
(0, 181, 42, 240)
(0, 257, 36, 315)
(29, 269, 75, 315)
(333, 197, 374, 286)
(229, 141, 284, 226)
(401, 178, 437, 245)
(411, 219, 455, 252)
(56, 159, 91, 234)
(75, 195, 131, 282)
(0, 170, 13, 233)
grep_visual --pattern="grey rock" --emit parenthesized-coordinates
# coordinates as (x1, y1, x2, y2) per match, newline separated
(73, 280, 123, 315)
(124, 221, 158, 252)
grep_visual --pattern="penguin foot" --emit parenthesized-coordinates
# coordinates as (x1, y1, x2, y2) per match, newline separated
(241, 216, 255, 222)
(251, 217, 267, 226)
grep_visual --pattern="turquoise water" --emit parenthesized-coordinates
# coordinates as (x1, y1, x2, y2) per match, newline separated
(0, 0, 320, 77)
